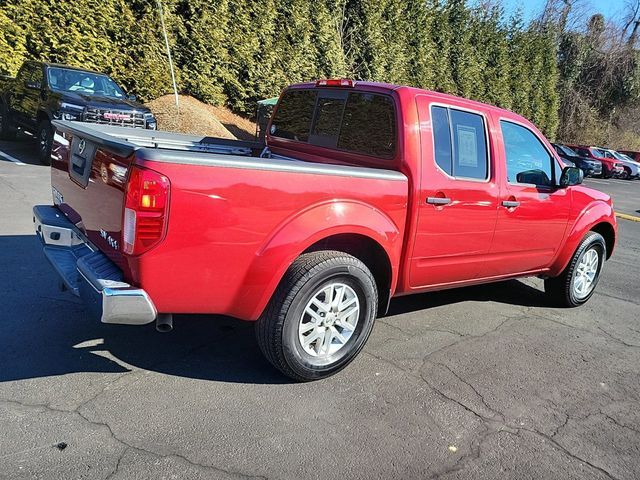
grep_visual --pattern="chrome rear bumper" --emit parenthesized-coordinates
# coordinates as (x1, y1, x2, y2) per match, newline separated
(33, 205, 157, 325)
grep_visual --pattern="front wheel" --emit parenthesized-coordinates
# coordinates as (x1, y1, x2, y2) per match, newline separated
(38, 119, 53, 165)
(256, 251, 378, 381)
(544, 231, 606, 307)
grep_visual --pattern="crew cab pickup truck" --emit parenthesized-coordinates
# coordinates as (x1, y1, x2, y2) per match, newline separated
(0, 61, 156, 165)
(34, 79, 617, 381)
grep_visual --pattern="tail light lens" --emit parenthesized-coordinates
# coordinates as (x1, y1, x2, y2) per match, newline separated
(122, 166, 170, 255)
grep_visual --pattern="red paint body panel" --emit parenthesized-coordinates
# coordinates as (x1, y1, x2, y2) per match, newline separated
(108, 158, 406, 320)
(50, 82, 617, 321)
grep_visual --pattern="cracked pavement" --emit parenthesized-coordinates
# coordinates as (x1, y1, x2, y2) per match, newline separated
(1, 137, 639, 479)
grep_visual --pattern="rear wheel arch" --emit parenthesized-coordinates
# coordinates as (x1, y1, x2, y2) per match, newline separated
(236, 201, 404, 321)
(303, 233, 393, 316)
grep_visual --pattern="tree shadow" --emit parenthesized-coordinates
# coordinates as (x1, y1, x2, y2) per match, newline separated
(1, 234, 552, 385)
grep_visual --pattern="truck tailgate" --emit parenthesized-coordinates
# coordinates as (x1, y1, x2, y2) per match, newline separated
(50, 121, 262, 274)
(50, 122, 137, 272)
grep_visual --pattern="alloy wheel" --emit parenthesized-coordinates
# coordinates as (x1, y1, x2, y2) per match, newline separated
(572, 248, 599, 300)
(298, 282, 360, 357)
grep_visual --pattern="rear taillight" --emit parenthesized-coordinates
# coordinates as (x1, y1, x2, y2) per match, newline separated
(122, 166, 170, 255)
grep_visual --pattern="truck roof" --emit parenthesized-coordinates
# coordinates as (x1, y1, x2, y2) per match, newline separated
(23, 60, 106, 76)
(287, 80, 528, 125)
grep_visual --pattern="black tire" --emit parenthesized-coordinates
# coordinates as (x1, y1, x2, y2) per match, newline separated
(256, 250, 378, 382)
(619, 168, 630, 180)
(0, 104, 17, 140)
(38, 119, 53, 166)
(544, 231, 606, 307)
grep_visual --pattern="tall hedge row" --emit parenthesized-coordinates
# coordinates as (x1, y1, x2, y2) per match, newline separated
(0, 0, 560, 136)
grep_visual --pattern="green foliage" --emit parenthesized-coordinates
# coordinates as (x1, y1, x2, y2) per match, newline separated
(0, 0, 569, 135)
(0, 7, 26, 75)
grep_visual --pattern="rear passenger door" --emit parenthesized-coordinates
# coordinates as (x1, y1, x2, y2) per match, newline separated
(409, 97, 500, 288)
(488, 120, 571, 275)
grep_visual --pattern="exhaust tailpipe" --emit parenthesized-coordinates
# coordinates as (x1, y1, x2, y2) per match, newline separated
(156, 313, 173, 333)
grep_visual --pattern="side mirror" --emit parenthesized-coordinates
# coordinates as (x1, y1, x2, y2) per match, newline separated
(25, 81, 41, 90)
(559, 166, 583, 187)
(128, 94, 137, 102)
(515, 169, 551, 186)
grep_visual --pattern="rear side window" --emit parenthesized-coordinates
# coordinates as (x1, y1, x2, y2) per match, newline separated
(431, 106, 488, 180)
(270, 89, 396, 159)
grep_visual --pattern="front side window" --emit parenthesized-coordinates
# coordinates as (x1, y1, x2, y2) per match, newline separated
(270, 89, 396, 159)
(501, 121, 553, 187)
(431, 106, 488, 180)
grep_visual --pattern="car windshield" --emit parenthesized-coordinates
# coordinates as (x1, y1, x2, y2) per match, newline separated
(609, 150, 630, 162)
(558, 145, 578, 156)
(47, 67, 125, 99)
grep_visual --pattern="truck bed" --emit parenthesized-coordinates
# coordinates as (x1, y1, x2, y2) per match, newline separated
(49, 121, 409, 320)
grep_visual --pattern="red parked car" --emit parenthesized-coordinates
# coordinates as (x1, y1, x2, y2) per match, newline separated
(35, 80, 617, 381)
(566, 145, 624, 178)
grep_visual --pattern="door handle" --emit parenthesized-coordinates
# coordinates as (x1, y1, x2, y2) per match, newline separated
(501, 200, 520, 208)
(426, 196, 451, 205)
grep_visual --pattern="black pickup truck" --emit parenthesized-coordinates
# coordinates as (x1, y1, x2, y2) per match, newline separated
(0, 61, 157, 164)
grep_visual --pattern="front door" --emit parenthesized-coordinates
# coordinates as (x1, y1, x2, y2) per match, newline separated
(487, 119, 571, 275)
(408, 96, 500, 289)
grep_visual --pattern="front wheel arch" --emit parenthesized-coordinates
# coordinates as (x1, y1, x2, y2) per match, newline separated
(545, 231, 606, 307)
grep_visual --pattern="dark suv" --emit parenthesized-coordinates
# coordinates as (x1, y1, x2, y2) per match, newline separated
(552, 143, 602, 177)
(0, 61, 156, 164)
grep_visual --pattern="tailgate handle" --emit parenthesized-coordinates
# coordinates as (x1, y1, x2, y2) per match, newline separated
(426, 196, 451, 205)
(71, 154, 86, 175)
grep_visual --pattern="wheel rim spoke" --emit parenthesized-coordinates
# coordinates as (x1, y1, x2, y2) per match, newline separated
(298, 282, 360, 358)
(572, 247, 599, 300)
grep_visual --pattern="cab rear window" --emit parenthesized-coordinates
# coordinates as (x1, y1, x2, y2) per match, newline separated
(270, 89, 396, 159)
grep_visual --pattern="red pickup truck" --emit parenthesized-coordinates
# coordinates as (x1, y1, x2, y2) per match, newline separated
(35, 80, 617, 381)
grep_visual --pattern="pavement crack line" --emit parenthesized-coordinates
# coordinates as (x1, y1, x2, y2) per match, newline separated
(519, 427, 619, 480)
(532, 313, 640, 350)
(0, 391, 266, 479)
(378, 319, 466, 339)
(362, 347, 620, 480)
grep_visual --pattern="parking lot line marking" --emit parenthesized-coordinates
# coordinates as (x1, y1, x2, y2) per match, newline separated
(0, 150, 26, 165)
(616, 212, 640, 222)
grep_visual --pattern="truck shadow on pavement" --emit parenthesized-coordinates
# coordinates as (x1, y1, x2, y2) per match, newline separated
(1, 234, 548, 385)
(0, 133, 45, 166)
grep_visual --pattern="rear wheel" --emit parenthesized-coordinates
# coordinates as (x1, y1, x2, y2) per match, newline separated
(619, 168, 630, 180)
(256, 251, 378, 381)
(544, 231, 606, 307)
(0, 104, 17, 140)
(38, 119, 53, 165)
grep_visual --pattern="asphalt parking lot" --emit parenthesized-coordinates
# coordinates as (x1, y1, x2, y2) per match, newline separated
(1, 134, 639, 480)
